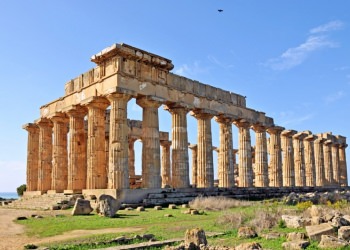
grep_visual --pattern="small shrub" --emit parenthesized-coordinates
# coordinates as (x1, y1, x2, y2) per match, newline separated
(328, 199, 348, 209)
(189, 196, 251, 211)
(278, 219, 286, 228)
(296, 201, 313, 210)
(24, 244, 38, 249)
(16, 184, 26, 197)
(216, 211, 248, 230)
(248, 208, 282, 232)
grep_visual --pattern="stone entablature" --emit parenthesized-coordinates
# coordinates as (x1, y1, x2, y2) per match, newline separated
(23, 43, 348, 195)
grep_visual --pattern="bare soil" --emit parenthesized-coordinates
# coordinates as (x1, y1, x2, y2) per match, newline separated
(0, 208, 143, 250)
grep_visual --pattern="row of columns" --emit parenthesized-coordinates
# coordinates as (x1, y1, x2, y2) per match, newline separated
(24, 93, 348, 193)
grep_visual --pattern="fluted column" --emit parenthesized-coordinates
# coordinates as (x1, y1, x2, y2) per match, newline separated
(165, 105, 190, 188)
(331, 142, 340, 186)
(128, 138, 137, 178)
(23, 123, 40, 192)
(314, 137, 325, 186)
(50, 113, 69, 192)
(191, 110, 215, 188)
(160, 140, 172, 187)
(304, 134, 316, 187)
(215, 115, 234, 188)
(136, 96, 162, 188)
(107, 93, 132, 190)
(251, 124, 268, 187)
(339, 142, 348, 186)
(281, 130, 297, 187)
(188, 144, 198, 187)
(83, 97, 109, 189)
(323, 140, 333, 186)
(65, 106, 87, 192)
(267, 126, 284, 187)
(36, 118, 53, 192)
(293, 132, 307, 187)
(234, 119, 253, 187)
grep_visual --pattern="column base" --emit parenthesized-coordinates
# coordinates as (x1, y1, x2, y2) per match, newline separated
(64, 189, 82, 194)
(82, 189, 118, 199)
(23, 191, 44, 197)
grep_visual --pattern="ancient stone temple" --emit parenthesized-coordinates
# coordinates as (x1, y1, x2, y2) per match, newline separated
(23, 43, 348, 198)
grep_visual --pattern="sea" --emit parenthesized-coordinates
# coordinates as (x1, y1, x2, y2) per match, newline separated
(0, 192, 18, 199)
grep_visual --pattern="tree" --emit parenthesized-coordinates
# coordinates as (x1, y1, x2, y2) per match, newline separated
(16, 184, 27, 197)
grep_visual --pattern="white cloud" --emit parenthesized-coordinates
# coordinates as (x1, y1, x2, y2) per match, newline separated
(207, 55, 234, 69)
(264, 21, 343, 70)
(310, 20, 344, 34)
(277, 111, 314, 127)
(174, 61, 208, 78)
(324, 90, 346, 104)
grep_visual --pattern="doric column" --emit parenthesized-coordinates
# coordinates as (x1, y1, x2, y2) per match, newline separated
(304, 134, 316, 187)
(188, 144, 198, 187)
(331, 142, 340, 186)
(323, 139, 333, 186)
(251, 124, 268, 187)
(314, 137, 325, 186)
(36, 118, 53, 192)
(50, 113, 69, 193)
(23, 123, 40, 192)
(136, 96, 163, 188)
(107, 93, 132, 190)
(267, 126, 284, 187)
(128, 137, 137, 178)
(293, 132, 308, 187)
(281, 130, 297, 187)
(65, 105, 87, 192)
(233, 119, 253, 187)
(232, 149, 239, 186)
(191, 110, 215, 188)
(160, 140, 172, 187)
(83, 97, 109, 189)
(215, 115, 234, 188)
(339, 141, 348, 186)
(164, 104, 190, 188)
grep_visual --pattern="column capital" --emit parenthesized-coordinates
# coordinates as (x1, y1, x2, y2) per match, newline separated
(267, 126, 285, 134)
(339, 143, 348, 149)
(81, 96, 110, 109)
(314, 137, 326, 144)
(251, 123, 266, 133)
(293, 131, 309, 140)
(188, 144, 197, 150)
(136, 96, 164, 108)
(164, 102, 191, 113)
(190, 109, 216, 120)
(106, 92, 133, 102)
(281, 129, 297, 137)
(22, 123, 39, 132)
(49, 112, 69, 124)
(35, 117, 53, 128)
(233, 119, 250, 128)
(304, 134, 316, 142)
(160, 140, 172, 147)
(324, 139, 333, 146)
(64, 105, 87, 118)
(214, 114, 236, 124)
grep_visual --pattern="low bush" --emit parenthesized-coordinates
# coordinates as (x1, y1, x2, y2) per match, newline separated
(189, 196, 251, 211)
(16, 184, 26, 197)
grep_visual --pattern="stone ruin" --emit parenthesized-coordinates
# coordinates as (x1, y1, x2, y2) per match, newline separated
(22, 43, 348, 201)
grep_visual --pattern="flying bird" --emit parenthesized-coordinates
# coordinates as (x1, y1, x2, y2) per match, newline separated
(218, 9, 223, 12)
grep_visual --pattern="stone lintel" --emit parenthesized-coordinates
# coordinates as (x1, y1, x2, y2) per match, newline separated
(104, 87, 137, 97)
(91, 43, 174, 71)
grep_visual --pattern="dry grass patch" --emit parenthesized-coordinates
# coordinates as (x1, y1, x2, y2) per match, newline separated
(189, 196, 252, 211)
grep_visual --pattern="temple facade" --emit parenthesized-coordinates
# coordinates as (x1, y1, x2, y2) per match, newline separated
(23, 43, 348, 195)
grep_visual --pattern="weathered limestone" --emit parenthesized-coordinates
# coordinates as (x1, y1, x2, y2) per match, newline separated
(188, 144, 198, 187)
(338, 136, 348, 186)
(293, 132, 308, 187)
(215, 115, 235, 188)
(83, 97, 110, 189)
(128, 138, 137, 178)
(281, 130, 297, 187)
(136, 96, 163, 188)
(165, 104, 190, 188)
(267, 126, 284, 187)
(304, 133, 316, 187)
(234, 119, 253, 187)
(36, 118, 53, 192)
(65, 106, 87, 192)
(50, 113, 69, 193)
(23, 123, 39, 192)
(107, 93, 132, 189)
(314, 137, 326, 187)
(191, 110, 215, 188)
(331, 142, 340, 186)
(160, 140, 172, 187)
(323, 139, 333, 186)
(251, 124, 268, 187)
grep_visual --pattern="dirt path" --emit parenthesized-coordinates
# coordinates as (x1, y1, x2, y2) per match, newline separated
(0, 208, 143, 250)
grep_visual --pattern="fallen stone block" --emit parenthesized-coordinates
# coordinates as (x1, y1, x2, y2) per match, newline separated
(71, 198, 93, 216)
(318, 235, 349, 249)
(306, 223, 336, 241)
(338, 226, 350, 241)
(282, 215, 304, 228)
(282, 240, 309, 250)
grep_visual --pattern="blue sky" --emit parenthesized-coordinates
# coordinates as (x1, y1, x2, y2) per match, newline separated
(0, 1, 349, 192)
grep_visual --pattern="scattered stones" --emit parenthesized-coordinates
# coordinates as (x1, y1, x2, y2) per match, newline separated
(71, 198, 93, 215)
(182, 204, 189, 208)
(311, 216, 323, 225)
(184, 228, 207, 248)
(137, 206, 145, 212)
(237, 227, 257, 239)
(282, 215, 304, 228)
(308, 205, 323, 217)
(164, 214, 173, 217)
(190, 209, 199, 215)
(263, 232, 281, 240)
(282, 240, 309, 250)
(235, 242, 262, 250)
(338, 226, 350, 241)
(125, 207, 134, 211)
(142, 234, 155, 240)
(318, 235, 349, 249)
(34, 215, 43, 219)
(51, 205, 61, 210)
(168, 204, 177, 209)
(16, 216, 27, 220)
(305, 223, 336, 241)
(96, 195, 120, 218)
(287, 232, 306, 241)
(60, 204, 70, 210)
(154, 206, 162, 210)
(331, 216, 350, 228)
